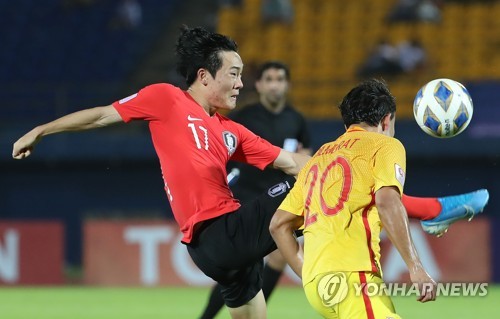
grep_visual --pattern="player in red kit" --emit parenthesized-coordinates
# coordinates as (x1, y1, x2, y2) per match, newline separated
(12, 26, 309, 319)
(112, 82, 287, 244)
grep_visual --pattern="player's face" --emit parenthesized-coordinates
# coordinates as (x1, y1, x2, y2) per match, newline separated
(206, 51, 243, 111)
(255, 68, 289, 106)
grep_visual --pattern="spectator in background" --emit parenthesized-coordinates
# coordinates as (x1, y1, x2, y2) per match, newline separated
(357, 39, 403, 78)
(261, 0, 294, 25)
(110, 0, 142, 30)
(416, 0, 441, 23)
(386, 0, 418, 23)
(357, 38, 427, 78)
(387, 0, 441, 24)
(397, 38, 427, 73)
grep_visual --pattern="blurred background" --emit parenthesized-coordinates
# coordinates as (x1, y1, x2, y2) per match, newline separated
(0, 0, 499, 290)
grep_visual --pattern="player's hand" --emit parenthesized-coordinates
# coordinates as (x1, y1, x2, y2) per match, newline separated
(410, 267, 437, 303)
(12, 130, 41, 160)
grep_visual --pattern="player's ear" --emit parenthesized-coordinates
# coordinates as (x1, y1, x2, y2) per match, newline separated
(198, 68, 209, 86)
(381, 113, 392, 131)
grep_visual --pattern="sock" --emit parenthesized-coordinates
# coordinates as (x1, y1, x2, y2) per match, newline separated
(402, 194, 442, 221)
(199, 283, 225, 319)
(262, 263, 283, 300)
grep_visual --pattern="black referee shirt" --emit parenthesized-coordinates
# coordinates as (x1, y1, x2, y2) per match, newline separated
(228, 102, 311, 203)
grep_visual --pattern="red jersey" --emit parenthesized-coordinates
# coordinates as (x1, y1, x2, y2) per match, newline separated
(112, 83, 281, 243)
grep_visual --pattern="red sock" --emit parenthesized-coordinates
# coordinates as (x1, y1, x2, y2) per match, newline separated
(402, 194, 442, 220)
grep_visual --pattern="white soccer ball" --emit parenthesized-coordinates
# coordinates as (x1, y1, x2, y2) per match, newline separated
(413, 78, 473, 138)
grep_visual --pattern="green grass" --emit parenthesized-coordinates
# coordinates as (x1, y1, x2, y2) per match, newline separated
(0, 285, 498, 318)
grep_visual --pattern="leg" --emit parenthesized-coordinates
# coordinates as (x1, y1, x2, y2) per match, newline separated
(189, 237, 267, 319)
(402, 189, 489, 236)
(199, 249, 286, 319)
(227, 290, 266, 319)
(199, 283, 225, 319)
(304, 271, 401, 319)
(192, 179, 295, 318)
(262, 250, 286, 300)
(342, 272, 400, 319)
(402, 194, 441, 220)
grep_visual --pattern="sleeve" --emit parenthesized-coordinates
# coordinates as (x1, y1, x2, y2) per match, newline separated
(373, 138, 406, 195)
(230, 122, 281, 170)
(112, 83, 175, 123)
(278, 167, 307, 216)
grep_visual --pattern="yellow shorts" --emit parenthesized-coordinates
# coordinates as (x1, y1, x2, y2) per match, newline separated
(303, 271, 401, 319)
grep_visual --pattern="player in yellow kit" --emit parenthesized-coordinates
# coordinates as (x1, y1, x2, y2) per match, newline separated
(270, 79, 436, 319)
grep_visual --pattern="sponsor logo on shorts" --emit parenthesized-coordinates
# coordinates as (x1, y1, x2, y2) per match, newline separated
(317, 272, 349, 307)
(267, 182, 289, 197)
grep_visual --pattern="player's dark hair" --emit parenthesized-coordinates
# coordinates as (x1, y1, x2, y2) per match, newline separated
(338, 79, 396, 128)
(256, 61, 290, 80)
(175, 26, 238, 86)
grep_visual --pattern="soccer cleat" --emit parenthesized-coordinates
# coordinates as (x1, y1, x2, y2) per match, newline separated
(421, 189, 490, 237)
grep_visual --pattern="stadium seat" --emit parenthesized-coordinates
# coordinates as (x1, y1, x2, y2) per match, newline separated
(217, 0, 498, 119)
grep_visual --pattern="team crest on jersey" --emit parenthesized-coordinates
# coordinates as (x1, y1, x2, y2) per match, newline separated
(395, 163, 405, 187)
(222, 131, 238, 156)
(268, 181, 290, 198)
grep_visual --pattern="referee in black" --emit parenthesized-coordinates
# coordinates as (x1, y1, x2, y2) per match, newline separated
(199, 61, 312, 319)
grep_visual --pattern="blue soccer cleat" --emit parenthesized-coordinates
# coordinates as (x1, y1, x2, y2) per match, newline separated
(421, 189, 490, 237)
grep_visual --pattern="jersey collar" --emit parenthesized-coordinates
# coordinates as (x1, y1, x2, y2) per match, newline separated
(346, 126, 366, 133)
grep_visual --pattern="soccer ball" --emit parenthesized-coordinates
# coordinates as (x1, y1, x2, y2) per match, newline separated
(413, 78, 473, 138)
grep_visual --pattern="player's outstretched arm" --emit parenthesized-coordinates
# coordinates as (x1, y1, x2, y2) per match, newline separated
(269, 209, 304, 278)
(376, 186, 437, 303)
(272, 149, 311, 176)
(12, 105, 123, 159)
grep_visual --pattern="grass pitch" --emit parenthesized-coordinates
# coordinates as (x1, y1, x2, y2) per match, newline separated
(0, 285, 497, 318)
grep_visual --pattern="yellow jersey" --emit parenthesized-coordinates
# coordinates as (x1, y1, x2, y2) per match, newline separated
(278, 127, 406, 286)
